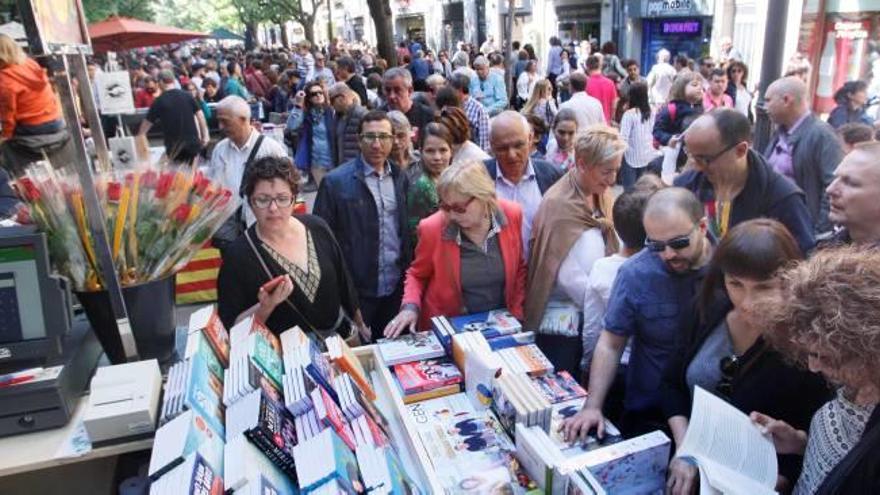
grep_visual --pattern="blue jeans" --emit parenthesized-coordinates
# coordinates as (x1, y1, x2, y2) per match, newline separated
(619, 158, 651, 191)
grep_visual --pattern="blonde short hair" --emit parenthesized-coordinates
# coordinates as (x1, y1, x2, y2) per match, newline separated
(0, 34, 26, 68)
(574, 125, 627, 168)
(437, 161, 498, 213)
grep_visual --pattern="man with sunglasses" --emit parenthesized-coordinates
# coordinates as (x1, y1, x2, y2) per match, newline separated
(313, 110, 411, 341)
(562, 188, 712, 440)
(674, 109, 815, 255)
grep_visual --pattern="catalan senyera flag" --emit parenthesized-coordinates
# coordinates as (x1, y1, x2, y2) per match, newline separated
(175, 246, 222, 304)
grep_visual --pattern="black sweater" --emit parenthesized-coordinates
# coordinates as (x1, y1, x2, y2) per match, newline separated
(217, 215, 360, 336)
(661, 294, 832, 483)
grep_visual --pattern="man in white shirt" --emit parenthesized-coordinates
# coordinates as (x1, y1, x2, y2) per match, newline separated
(209, 96, 289, 227)
(646, 48, 677, 106)
(558, 72, 606, 129)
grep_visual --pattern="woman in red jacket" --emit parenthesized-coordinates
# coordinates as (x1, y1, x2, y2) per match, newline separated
(384, 160, 527, 337)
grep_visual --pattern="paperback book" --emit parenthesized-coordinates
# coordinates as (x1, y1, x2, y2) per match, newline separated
(376, 332, 445, 366)
(431, 309, 522, 351)
(292, 428, 362, 494)
(225, 389, 299, 480)
(188, 305, 231, 367)
(148, 451, 224, 495)
(531, 371, 588, 404)
(148, 410, 224, 482)
(161, 352, 225, 436)
(224, 433, 300, 494)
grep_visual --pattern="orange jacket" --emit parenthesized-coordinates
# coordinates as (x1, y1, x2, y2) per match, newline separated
(0, 58, 62, 139)
(402, 199, 527, 331)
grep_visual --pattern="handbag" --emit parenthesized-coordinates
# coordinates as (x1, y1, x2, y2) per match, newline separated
(243, 228, 358, 346)
(211, 135, 265, 250)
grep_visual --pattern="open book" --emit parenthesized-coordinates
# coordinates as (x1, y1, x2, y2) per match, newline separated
(676, 386, 778, 495)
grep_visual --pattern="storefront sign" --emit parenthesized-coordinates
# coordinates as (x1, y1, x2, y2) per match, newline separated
(834, 21, 868, 39)
(635, 0, 714, 18)
(661, 19, 701, 34)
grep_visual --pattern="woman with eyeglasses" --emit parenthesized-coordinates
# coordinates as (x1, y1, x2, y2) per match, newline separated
(288, 80, 336, 187)
(217, 155, 369, 341)
(406, 122, 455, 248)
(525, 126, 627, 375)
(437, 106, 490, 166)
(386, 110, 420, 171)
(663, 219, 829, 495)
(751, 247, 880, 495)
(383, 160, 526, 337)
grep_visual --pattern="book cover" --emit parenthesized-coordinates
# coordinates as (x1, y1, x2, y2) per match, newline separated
(548, 397, 623, 457)
(299, 340, 339, 404)
(392, 357, 463, 395)
(311, 386, 356, 451)
(148, 410, 224, 481)
(183, 452, 224, 495)
(559, 430, 670, 495)
(406, 393, 517, 492)
(532, 371, 588, 404)
(185, 330, 225, 381)
(487, 331, 536, 351)
(377, 332, 445, 366)
(399, 383, 462, 404)
(292, 429, 362, 493)
(182, 353, 226, 437)
(248, 331, 283, 391)
(448, 309, 522, 338)
(189, 305, 230, 367)
(224, 434, 299, 494)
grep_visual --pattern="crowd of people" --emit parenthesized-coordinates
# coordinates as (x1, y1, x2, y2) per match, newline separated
(2, 29, 880, 493)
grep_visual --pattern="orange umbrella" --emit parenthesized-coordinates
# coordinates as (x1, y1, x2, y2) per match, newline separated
(88, 16, 207, 52)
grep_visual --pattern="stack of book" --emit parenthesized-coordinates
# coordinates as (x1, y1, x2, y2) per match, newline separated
(148, 451, 224, 495)
(161, 348, 226, 436)
(226, 389, 299, 481)
(355, 444, 419, 495)
(291, 428, 362, 494)
(224, 434, 298, 494)
(223, 317, 284, 407)
(326, 335, 376, 401)
(390, 357, 463, 404)
(148, 410, 225, 482)
(376, 332, 445, 366)
(495, 344, 555, 376)
(493, 371, 552, 434)
(280, 327, 337, 416)
(150, 305, 230, 493)
(547, 397, 623, 457)
(431, 309, 523, 352)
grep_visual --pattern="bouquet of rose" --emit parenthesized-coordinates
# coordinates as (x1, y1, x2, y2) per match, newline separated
(11, 160, 238, 292)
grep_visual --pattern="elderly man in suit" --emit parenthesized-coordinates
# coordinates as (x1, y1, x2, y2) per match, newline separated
(484, 111, 563, 258)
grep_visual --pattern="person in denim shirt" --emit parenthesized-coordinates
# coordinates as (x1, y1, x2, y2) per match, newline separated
(288, 80, 336, 187)
(561, 188, 712, 440)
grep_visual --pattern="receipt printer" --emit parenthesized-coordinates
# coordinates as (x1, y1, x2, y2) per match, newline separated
(83, 359, 162, 443)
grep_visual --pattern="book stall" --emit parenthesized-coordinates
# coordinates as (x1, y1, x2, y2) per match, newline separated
(147, 306, 674, 494)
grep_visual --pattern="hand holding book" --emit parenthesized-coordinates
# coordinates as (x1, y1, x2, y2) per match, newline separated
(749, 411, 808, 456)
(560, 406, 607, 443)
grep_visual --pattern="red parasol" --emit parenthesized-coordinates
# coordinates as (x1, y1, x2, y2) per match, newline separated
(88, 16, 208, 52)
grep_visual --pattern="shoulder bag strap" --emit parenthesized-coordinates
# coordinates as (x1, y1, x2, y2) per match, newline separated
(239, 135, 265, 197)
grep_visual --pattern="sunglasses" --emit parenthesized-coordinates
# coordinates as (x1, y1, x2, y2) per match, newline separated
(439, 196, 476, 214)
(309, 91, 324, 97)
(644, 226, 696, 252)
(716, 354, 739, 397)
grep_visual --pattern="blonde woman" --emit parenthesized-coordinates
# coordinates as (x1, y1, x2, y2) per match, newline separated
(383, 160, 527, 337)
(521, 79, 558, 129)
(0, 33, 69, 170)
(526, 125, 627, 374)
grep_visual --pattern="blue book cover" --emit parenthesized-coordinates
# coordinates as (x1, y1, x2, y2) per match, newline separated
(184, 352, 226, 438)
(448, 310, 522, 340)
(487, 331, 536, 351)
(299, 340, 339, 405)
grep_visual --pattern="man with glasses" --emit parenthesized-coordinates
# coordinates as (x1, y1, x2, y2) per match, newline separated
(484, 111, 563, 258)
(763, 76, 843, 235)
(313, 110, 410, 341)
(675, 109, 815, 255)
(563, 188, 712, 439)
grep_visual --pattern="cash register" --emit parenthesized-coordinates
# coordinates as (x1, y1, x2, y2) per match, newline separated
(0, 226, 103, 437)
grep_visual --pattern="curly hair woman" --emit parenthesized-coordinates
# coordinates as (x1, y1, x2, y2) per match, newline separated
(752, 247, 880, 494)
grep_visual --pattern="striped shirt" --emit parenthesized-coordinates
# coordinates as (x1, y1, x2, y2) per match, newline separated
(463, 96, 491, 152)
(620, 108, 660, 168)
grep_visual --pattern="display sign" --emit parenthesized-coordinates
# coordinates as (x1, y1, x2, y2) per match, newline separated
(639, 0, 714, 18)
(95, 71, 135, 115)
(16, 0, 91, 55)
(661, 19, 702, 34)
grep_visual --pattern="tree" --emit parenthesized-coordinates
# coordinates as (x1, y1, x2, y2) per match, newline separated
(265, 0, 324, 47)
(154, 0, 240, 33)
(229, 0, 271, 49)
(365, 0, 395, 66)
(82, 0, 155, 22)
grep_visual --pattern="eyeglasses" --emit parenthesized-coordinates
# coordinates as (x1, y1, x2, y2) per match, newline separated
(360, 133, 394, 144)
(685, 141, 739, 167)
(308, 91, 324, 97)
(439, 196, 476, 214)
(716, 354, 740, 397)
(644, 226, 696, 252)
(252, 195, 295, 209)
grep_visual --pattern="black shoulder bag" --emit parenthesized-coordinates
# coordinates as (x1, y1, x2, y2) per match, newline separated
(211, 135, 265, 251)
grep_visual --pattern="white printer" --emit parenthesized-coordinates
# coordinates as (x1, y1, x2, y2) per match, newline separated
(83, 359, 162, 443)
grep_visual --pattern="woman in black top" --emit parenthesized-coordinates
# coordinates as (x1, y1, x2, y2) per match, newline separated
(217, 156, 369, 341)
(663, 219, 830, 495)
